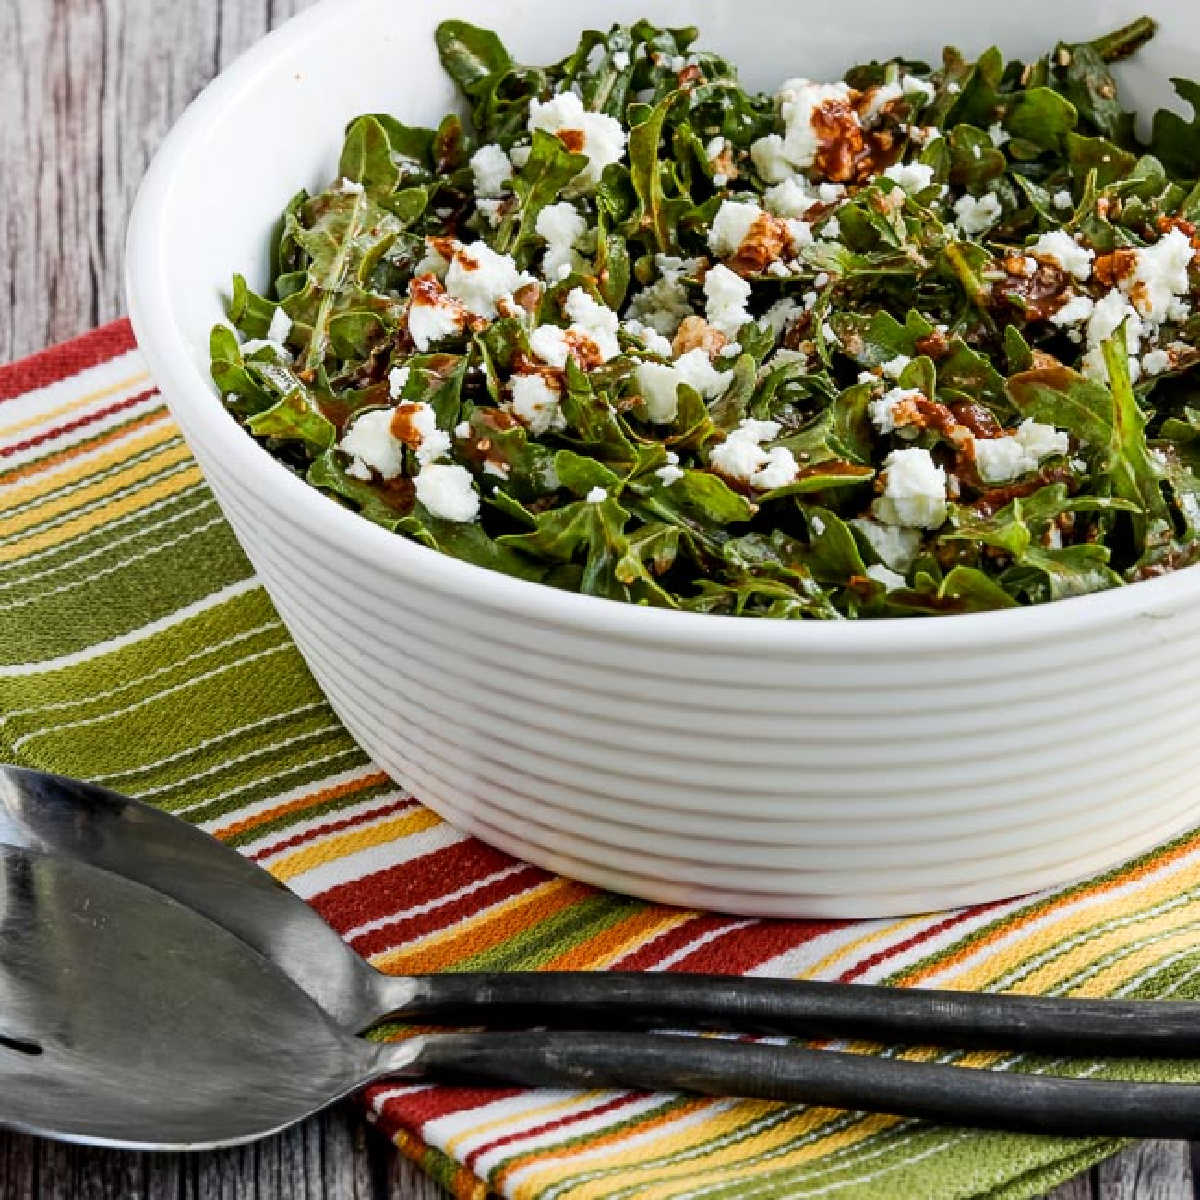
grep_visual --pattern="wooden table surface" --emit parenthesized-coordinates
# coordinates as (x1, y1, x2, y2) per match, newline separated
(2, 2, 1198, 1196)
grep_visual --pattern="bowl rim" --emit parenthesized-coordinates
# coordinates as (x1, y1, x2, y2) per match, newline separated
(125, 0, 1200, 654)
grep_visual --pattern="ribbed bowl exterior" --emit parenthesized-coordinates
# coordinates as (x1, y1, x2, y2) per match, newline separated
(126, 0, 1200, 916)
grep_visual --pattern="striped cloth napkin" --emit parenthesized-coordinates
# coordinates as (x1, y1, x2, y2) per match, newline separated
(6, 320, 1200, 1199)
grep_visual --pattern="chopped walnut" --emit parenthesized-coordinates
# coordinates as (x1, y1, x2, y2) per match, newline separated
(672, 315, 729, 358)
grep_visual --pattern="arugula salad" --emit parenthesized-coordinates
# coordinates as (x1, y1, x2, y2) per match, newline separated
(211, 15, 1200, 618)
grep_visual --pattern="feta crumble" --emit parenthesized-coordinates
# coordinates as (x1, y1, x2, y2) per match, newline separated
(528, 91, 627, 191)
(851, 517, 921, 571)
(704, 263, 752, 337)
(387, 365, 410, 400)
(708, 200, 763, 258)
(872, 447, 947, 529)
(535, 201, 587, 281)
(777, 79, 856, 170)
(973, 420, 1070, 484)
(469, 144, 513, 198)
(510, 373, 564, 435)
(340, 409, 405, 481)
(414, 463, 480, 522)
(709, 418, 796, 489)
(445, 241, 535, 318)
(267, 307, 292, 345)
(866, 563, 907, 591)
(585, 486, 608, 503)
(1029, 229, 1094, 281)
(882, 162, 935, 193)
(953, 192, 1002, 235)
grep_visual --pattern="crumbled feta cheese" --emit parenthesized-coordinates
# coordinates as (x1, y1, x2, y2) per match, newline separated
(881, 354, 911, 380)
(509, 142, 532, 168)
(339, 177, 364, 194)
(415, 240, 452, 279)
(612, 49, 631, 70)
(1086, 288, 1144, 351)
(767, 260, 791, 278)
(850, 517, 921, 571)
(784, 218, 813, 250)
(758, 298, 804, 338)
(564, 287, 620, 361)
(704, 263, 752, 337)
(953, 192, 1002, 235)
(817, 183, 844, 204)
(869, 386, 922, 434)
(408, 279, 468, 350)
(712, 173, 729, 187)
(267, 307, 292, 345)
(810, 515, 826, 535)
(392, 401, 451, 465)
(535, 201, 587, 281)
(655, 462, 685, 486)
(528, 91, 627, 191)
(987, 122, 1010, 147)
(1049, 294, 1095, 328)
(763, 176, 818, 218)
(1123, 227, 1196, 322)
(882, 162, 935, 193)
(476, 199, 506, 227)
(470, 144, 512, 198)
(387, 365, 410, 399)
(705, 135, 728, 161)
(866, 563, 907, 591)
(750, 445, 799, 490)
(1052, 189, 1074, 211)
(623, 319, 674, 357)
(674, 347, 732, 399)
(822, 216, 841, 239)
(708, 200, 763, 258)
(973, 419, 1069, 483)
(585, 486, 607, 504)
(414, 463, 479, 522)
(749, 134, 794, 183)
(1029, 229, 1094, 281)
(872, 447, 947, 529)
(720, 342, 742, 358)
(709, 418, 783, 482)
(340, 409, 405, 480)
(1143, 347, 1173, 376)
(445, 241, 535, 319)
(777, 79, 856, 170)
(636, 361, 685, 423)
(510, 373, 563, 435)
(625, 254, 699, 335)
(453, 421, 471, 439)
(483, 458, 511, 479)
(529, 324, 570, 368)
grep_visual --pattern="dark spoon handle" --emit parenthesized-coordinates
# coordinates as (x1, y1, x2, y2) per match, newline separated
(399, 1030, 1200, 1139)
(395, 971, 1200, 1056)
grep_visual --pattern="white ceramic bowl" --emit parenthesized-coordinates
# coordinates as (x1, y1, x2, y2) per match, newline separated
(127, 0, 1200, 917)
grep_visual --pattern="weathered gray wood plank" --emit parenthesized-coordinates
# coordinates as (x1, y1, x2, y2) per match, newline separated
(0, 1, 1194, 1197)
(1096, 1140, 1194, 1200)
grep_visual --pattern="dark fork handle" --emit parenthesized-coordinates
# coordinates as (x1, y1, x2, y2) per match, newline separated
(393, 1030, 1200, 1139)
(394, 972, 1200, 1056)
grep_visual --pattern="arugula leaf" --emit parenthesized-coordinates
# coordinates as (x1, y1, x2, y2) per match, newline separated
(339, 115, 401, 200)
(497, 130, 588, 259)
(246, 389, 336, 453)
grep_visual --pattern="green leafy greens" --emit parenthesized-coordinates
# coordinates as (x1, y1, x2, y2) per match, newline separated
(211, 14, 1200, 619)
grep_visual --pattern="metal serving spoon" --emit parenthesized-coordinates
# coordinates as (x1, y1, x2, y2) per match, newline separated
(11, 840, 1200, 1147)
(12, 841, 1200, 1148)
(6, 765, 1200, 1058)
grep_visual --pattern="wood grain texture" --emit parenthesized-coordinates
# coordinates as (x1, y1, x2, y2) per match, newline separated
(0, 1, 1194, 1196)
